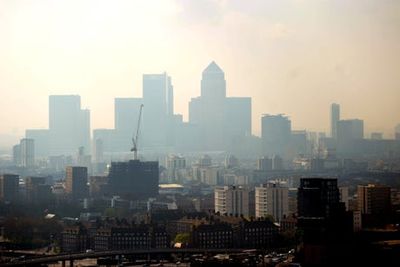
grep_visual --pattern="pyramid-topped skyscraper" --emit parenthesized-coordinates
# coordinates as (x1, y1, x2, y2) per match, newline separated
(189, 61, 251, 151)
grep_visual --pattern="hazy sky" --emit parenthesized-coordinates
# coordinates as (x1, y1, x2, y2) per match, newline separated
(0, 0, 399, 143)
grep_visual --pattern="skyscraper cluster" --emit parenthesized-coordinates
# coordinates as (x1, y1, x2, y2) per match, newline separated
(25, 62, 252, 160)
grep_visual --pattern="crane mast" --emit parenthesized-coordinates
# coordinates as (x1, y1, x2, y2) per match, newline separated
(131, 104, 144, 160)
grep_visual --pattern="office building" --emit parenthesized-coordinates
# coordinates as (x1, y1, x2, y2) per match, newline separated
(214, 185, 250, 216)
(330, 103, 340, 138)
(337, 119, 364, 156)
(261, 114, 291, 158)
(114, 98, 143, 151)
(25, 176, 52, 203)
(357, 184, 391, 216)
(0, 174, 19, 201)
(27, 95, 91, 157)
(298, 178, 340, 218)
(20, 138, 35, 167)
(142, 73, 174, 148)
(65, 166, 89, 199)
(189, 62, 251, 151)
(108, 160, 159, 199)
(49, 95, 91, 156)
(255, 182, 289, 222)
(224, 97, 252, 147)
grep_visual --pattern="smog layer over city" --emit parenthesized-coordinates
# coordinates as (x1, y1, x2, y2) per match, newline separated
(0, 1, 399, 266)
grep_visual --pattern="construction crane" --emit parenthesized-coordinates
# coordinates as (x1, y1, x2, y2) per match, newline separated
(131, 104, 144, 160)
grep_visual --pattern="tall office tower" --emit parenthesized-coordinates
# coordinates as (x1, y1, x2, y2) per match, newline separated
(297, 178, 349, 266)
(261, 114, 291, 158)
(189, 62, 252, 151)
(255, 182, 289, 222)
(195, 61, 226, 150)
(108, 160, 159, 199)
(114, 98, 143, 151)
(357, 184, 391, 216)
(395, 124, 400, 140)
(0, 174, 19, 201)
(330, 103, 340, 138)
(25, 177, 51, 203)
(65, 166, 89, 199)
(257, 157, 272, 171)
(224, 97, 252, 145)
(142, 73, 173, 148)
(337, 119, 364, 156)
(12, 144, 21, 166)
(214, 185, 249, 216)
(297, 178, 340, 218)
(20, 138, 34, 167)
(49, 95, 91, 156)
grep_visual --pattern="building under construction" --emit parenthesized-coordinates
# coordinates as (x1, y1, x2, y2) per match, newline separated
(107, 160, 159, 200)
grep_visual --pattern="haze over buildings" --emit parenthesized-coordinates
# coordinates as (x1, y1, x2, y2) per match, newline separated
(0, 0, 400, 148)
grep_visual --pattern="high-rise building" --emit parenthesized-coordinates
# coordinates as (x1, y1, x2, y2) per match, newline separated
(65, 166, 89, 199)
(214, 185, 249, 216)
(142, 73, 174, 148)
(25, 177, 52, 203)
(224, 97, 252, 145)
(20, 138, 35, 167)
(330, 103, 340, 138)
(48, 95, 91, 156)
(108, 160, 159, 199)
(261, 114, 291, 158)
(189, 62, 251, 151)
(357, 184, 391, 216)
(0, 174, 19, 201)
(255, 182, 289, 222)
(298, 178, 340, 218)
(114, 98, 143, 151)
(337, 119, 364, 156)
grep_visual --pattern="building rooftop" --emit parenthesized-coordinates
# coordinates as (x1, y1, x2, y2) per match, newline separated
(203, 61, 223, 74)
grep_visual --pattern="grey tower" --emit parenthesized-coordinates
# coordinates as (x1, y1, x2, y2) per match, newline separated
(331, 103, 340, 139)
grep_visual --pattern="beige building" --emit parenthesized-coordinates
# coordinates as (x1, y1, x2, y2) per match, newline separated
(255, 182, 289, 222)
(214, 185, 249, 216)
(357, 184, 391, 215)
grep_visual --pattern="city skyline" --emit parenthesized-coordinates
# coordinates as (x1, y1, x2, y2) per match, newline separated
(1, 0, 400, 147)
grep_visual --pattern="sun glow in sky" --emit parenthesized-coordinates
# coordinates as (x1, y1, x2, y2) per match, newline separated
(0, 0, 399, 146)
